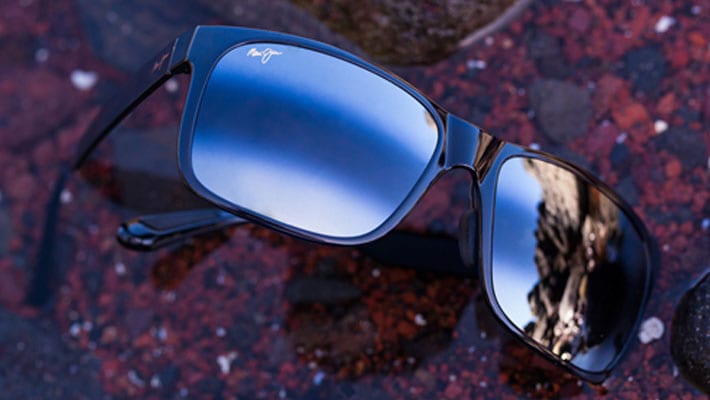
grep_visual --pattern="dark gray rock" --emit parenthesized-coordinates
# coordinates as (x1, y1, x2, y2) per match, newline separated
(0, 308, 106, 399)
(671, 271, 710, 394)
(157, 364, 180, 391)
(610, 142, 631, 173)
(285, 276, 361, 305)
(286, 0, 522, 65)
(623, 46, 666, 94)
(526, 30, 571, 78)
(651, 127, 707, 169)
(529, 79, 592, 144)
(202, 0, 361, 55)
(0, 205, 10, 257)
(614, 175, 639, 206)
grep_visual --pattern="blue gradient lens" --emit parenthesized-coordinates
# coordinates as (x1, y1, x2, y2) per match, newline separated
(491, 157, 649, 373)
(191, 43, 439, 238)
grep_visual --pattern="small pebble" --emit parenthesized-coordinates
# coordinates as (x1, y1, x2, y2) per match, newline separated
(70, 70, 98, 91)
(638, 316, 664, 343)
(466, 59, 487, 70)
(313, 371, 325, 385)
(216, 352, 238, 374)
(114, 262, 126, 276)
(654, 16, 675, 33)
(414, 314, 427, 326)
(216, 327, 226, 337)
(654, 120, 668, 134)
(701, 218, 710, 231)
(34, 48, 49, 63)
(155, 326, 167, 342)
(691, 5, 701, 15)
(69, 323, 81, 337)
(150, 375, 161, 388)
(371, 268, 381, 278)
(60, 189, 72, 204)
(127, 370, 145, 387)
(616, 132, 628, 144)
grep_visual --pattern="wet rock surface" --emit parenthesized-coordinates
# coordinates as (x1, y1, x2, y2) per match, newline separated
(622, 46, 667, 94)
(651, 127, 708, 169)
(290, 0, 521, 64)
(1, 0, 707, 398)
(0, 205, 10, 257)
(526, 30, 571, 79)
(528, 79, 592, 144)
(0, 309, 105, 399)
(671, 271, 710, 393)
(285, 276, 362, 305)
(202, 0, 362, 55)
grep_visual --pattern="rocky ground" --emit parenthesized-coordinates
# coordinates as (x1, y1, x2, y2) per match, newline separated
(0, 0, 707, 398)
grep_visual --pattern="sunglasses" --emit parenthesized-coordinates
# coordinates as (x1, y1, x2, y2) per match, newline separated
(69, 26, 655, 383)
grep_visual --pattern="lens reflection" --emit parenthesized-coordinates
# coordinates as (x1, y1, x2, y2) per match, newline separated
(492, 157, 648, 372)
(191, 43, 438, 238)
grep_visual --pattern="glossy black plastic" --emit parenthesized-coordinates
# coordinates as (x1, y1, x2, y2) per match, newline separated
(74, 26, 656, 382)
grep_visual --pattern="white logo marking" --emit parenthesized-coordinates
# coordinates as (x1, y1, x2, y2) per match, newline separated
(247, 47, 283, 64)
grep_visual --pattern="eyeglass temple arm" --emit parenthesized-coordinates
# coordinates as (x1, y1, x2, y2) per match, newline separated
(72, 30, 194, 169)
(118, 209, 474, 276)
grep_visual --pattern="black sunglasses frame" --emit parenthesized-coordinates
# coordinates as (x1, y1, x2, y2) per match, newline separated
(74, 25, 656, 383)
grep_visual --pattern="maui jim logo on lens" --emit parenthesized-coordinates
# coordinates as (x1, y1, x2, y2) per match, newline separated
(247, 47, 283, 64)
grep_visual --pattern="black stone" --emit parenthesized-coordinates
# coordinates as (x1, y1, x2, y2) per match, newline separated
(158, 364, 180, 391)
(671, 271, 710, 394)
(285, 276, 362, 305)
(526, 30, 571, 79)
(0, 308, 105, 398)
(529, 79, 592, 144)
(610, 143, 631, 173)
(0, 205, 10, 257)
(468, 95, 494, 124)
(622, 46, 666, 94)
(651, 127, 707, 169)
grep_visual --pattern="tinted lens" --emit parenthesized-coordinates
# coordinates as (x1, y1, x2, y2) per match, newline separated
(491, 157, 650, 373)
(191, 43, 439, 238)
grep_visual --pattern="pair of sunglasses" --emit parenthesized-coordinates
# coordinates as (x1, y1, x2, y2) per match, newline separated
(65, 26, 655, 383)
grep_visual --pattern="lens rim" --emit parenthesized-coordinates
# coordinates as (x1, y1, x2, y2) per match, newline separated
(176, 27, 446, 245)
(476, 146, 657, 383)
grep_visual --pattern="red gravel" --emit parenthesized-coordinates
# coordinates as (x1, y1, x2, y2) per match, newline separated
(0, 0, 707, 399)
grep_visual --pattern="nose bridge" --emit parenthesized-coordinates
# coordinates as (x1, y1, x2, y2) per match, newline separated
(443, 114, 481, 171)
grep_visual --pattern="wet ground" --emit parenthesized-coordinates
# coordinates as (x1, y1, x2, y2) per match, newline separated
(0, 0, 708, 398)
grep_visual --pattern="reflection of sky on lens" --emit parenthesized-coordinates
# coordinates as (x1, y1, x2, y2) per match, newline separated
(211, 44, 438, 162)
(191, 43, 439, 238)
(195, 136, 393, 236)
(491, 158, 543, 328)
